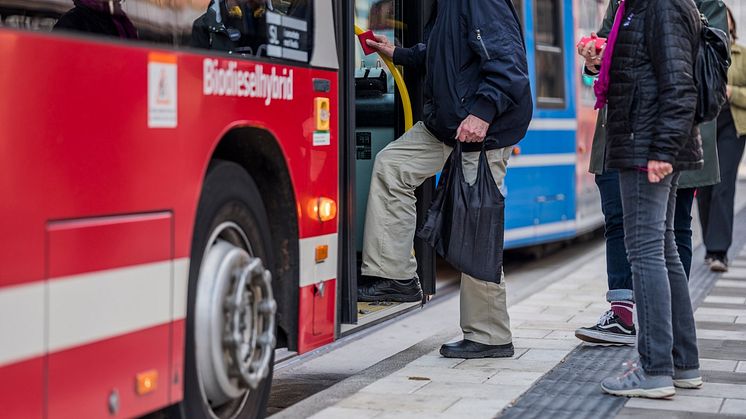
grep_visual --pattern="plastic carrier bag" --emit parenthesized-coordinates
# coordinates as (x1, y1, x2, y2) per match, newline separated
(416, 143, 505, 283)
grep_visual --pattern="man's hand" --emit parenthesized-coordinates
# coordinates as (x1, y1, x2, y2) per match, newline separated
(456, 115, 489, 143)
(647, 160, 673, 183)
(577, 33, 605, 74)
(365, 34, 395, 60)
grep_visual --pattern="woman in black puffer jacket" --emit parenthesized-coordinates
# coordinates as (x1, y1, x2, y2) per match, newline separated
(599, 0, 704, 399)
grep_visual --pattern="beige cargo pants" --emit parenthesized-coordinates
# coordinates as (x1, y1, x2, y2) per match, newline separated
(361, 121, 512, 345)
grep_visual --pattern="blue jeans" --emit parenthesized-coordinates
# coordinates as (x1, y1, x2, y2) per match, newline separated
(595, 170, 634, 302)
(619, 170, 699, 376)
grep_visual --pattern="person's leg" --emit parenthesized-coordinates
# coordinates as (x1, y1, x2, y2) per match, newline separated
(696, 184, 713, 259)
(575, 170, 635, 345)
(665, 174, 701, 387)
(703, 124, 746, 270)
(601, 169, 675, 399)
(441, 146, 513, 358)
(674, 187, 695, 278)
(359, 122, 449, 301)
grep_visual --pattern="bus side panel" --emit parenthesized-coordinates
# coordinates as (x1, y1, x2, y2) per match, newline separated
(0, 358, 44, 419)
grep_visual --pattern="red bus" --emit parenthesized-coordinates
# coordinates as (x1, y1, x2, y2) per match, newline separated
(0, 1, 440, 418)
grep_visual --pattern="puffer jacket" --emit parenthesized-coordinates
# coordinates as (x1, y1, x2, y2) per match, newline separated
(605, 0, 704, 172)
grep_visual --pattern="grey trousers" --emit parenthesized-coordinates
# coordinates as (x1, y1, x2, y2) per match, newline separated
(361, 121, 513, 345)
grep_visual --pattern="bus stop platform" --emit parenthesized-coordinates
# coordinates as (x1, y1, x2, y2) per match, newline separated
(272, 206, 746, 419)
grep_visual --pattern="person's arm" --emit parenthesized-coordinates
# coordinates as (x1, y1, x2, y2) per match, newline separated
(647, 3, 699, 166)
(392, 44, 427, 70)
(463, 0, 530, 125)
(583, 1, 618, 75)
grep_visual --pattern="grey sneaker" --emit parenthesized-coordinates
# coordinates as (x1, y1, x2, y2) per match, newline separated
(710, 255, 728, 272)
(673, 368, 703, 389)
(601, 362, 675, 399)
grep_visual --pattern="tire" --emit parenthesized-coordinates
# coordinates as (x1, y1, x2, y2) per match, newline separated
(175, 160, 275, 419)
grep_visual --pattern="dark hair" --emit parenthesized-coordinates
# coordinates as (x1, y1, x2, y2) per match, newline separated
(726, 5, 737, 41)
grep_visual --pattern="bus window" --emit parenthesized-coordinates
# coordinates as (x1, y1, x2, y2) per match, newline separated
(183, 0, 313, 63)
(534, 0, 565, 108)
(0, 0, 177, 44)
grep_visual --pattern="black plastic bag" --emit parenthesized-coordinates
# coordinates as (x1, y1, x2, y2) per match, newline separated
(416, 143, 505, 283)
(694, 15, 731, 124)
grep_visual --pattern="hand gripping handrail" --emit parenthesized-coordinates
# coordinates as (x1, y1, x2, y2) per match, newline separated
(354, 24, 414, 130)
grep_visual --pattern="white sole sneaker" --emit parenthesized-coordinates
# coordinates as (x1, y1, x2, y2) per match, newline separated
(674, 377, 703, 389)
(575, 328, 636, 345)
(710, 260, 728, 272)
(601, 384, 676, 399)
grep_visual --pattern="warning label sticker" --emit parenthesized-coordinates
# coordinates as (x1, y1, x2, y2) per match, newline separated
(148, 53, 178, 128)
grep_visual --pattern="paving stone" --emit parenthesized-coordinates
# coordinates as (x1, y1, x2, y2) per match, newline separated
(721, 399, 746, 415)
(455, 358, 558, 372)
(308, 406, 382, 419)
(337, 392, 460, 414)
(545, 330, 580, 340)
(696, 321, 746, 332)
(408, 355, 465, 369)
(485, 370, 545, 386)
(721, 268, 746, 280)
(513, 338, 579, 350)
(441, 397, 512, 419)
(508, 312, 575, 323)
(696, 307, 746, 317)
(694, 313, 737, 323)
(518, 348, 571, 363)
(717, 280, 746, 289)
(737, 316, 746, 324)
(699, 339, 746, 360)
(677, 382, 746, 399)
(616, 407, 730, 418)
(697, 328, 746, 341)
(392, 365, 496, 384)
(511, 328, 554, 338)
(701, 370, 746, 385)
(703, 295, 746, 305)
(737, 361, 746, 373)
(699, 358, 739, 372)
(413, 381, 527, 400)
(359, 375, 433, 395)
(624, 395, 724, 414)
(517, 321, 587, 331)
(508, 304, 549, 314)
(709, 287, 746, 298)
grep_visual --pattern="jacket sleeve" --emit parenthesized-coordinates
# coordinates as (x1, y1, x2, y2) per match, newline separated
(647, 3, 700, 164)
(730, 86, 746, 109)
(393, 44, 427, 71)
(465, 0, 531, 123)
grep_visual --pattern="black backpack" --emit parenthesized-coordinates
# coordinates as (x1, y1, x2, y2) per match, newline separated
(694, 14, 731, 124)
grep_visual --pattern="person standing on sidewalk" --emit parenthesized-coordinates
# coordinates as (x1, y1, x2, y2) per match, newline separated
(598, 0, 703, 398)
(574, 0, 727, 346)
(698, 6, 746, 273)
(361, 0, 533, 358)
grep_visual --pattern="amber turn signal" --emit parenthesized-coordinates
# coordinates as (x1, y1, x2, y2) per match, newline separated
(309, 197, 337, 223)
(315, 245, 329, 263)
(136, 370, 158, 395)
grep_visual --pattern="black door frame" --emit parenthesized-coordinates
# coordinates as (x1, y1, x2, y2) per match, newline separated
(337, 0, 436, 325)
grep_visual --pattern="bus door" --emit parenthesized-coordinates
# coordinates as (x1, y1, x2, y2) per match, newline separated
(338, 0, 437, 327)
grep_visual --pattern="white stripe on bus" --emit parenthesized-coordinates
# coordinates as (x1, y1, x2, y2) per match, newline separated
(299, 233, 338, 288)
(528, 118, 578, 131)
(0, 259, 188, 367)
(509, 153, 576, 168)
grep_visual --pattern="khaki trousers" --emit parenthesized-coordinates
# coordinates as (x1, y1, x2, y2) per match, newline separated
(361, 121, 513, 345)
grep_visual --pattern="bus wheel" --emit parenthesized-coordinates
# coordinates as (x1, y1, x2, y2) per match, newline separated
(180, 160, 277, 419)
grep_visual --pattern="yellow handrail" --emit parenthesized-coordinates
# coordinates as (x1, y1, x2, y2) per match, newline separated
(354, 24, 414, 131)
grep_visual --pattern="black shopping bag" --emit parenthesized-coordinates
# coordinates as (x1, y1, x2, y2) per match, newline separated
(416, 143, 505, 283)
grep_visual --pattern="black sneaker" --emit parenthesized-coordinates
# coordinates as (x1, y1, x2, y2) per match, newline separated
(358, 276, 423, 303)
(575, 310, 636, 345)
(710, 254, 728, 272)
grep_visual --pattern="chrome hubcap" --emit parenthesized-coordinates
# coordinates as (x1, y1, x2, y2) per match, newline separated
(195, 222, 276, 416)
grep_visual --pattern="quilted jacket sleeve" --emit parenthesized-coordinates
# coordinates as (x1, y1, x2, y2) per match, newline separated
(464, 0, 529, 123)
(647, 2, 700, 164)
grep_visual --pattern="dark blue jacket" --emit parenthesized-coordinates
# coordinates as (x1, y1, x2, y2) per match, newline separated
(393, 0, 533, 151)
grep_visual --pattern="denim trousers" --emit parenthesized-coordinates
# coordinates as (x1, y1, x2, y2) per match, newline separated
(595, 170, 634, 302)
(619, 170, 699, 375)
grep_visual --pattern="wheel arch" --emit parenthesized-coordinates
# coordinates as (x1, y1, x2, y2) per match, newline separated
(208, 126, 299, 352)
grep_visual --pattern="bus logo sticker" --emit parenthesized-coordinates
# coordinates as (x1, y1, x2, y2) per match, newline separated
(148, 53, 178, 128)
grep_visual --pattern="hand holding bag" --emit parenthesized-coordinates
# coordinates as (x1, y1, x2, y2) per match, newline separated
(416, 143, 506, 283)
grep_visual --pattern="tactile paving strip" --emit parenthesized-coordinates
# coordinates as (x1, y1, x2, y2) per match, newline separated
(499, 205, 746, 419)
